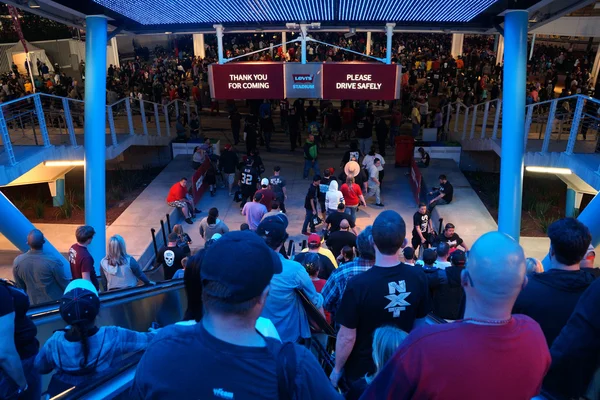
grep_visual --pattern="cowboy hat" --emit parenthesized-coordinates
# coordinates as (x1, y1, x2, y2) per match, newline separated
(344, 161, 361, 178)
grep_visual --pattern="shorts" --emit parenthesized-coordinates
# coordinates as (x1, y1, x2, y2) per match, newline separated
(227, 173, 235, 186)
(318, 199, 326, 214)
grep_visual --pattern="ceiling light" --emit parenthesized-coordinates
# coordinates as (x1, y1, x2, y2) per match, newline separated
(164, 31, 172, 34)
(526, 166, 572, 175)
(44, 160, 85, 167)
(28, 0, 40, 8)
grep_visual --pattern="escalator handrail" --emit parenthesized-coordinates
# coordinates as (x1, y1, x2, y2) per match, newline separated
(50, 351, 144, 400)
(28, 279, 185, 320)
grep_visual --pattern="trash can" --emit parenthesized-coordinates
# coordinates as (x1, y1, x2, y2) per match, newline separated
(395, 135, 415, 167)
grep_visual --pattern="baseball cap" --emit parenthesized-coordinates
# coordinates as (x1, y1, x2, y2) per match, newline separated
(403, 247, 415, 261)
(256, 215, 289, 245)
(261, 177, 269, 186)
(60, 279, 100, 325)
(450, 250, 467, 267)
(202, 230, 282, 303)
(308, 233, 321, 245)
(224, 143, 232, 150)
(423, 248, 438, 265)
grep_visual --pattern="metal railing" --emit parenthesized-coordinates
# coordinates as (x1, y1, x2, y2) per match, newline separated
(444, 94, 600, 156)
(0, 93, 198, 166)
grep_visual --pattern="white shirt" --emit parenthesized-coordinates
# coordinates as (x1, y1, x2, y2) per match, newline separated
(434, 260, 452, 270)
(363, 154, 385, 172)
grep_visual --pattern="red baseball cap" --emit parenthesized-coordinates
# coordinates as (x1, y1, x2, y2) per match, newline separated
(224, 144, 232, 150)
(308, 233, 321, 245)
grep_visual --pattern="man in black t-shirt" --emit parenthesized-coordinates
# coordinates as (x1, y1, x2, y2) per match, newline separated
(433, 223, 469, 251)
(326, 203, 357, 234)
(428, 174, 454, 212)
(156, 232, 187, 280)
(132, 231, 342, 399)
(330, 210, 430, 386)
(412, 203, 432, 252)
(326, 220, 357, 259)
(239, 159, 259, 209)
(417, 147, 430, 168)
(302, 176, 321, 235)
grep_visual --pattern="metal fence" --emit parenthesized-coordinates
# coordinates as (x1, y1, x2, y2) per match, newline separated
(0, 93, 196, 166)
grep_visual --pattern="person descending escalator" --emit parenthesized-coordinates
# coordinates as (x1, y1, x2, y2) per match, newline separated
(35, 280, 157, 397)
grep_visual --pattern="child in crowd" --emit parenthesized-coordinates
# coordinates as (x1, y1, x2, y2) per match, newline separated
(345, 326, 408, 400)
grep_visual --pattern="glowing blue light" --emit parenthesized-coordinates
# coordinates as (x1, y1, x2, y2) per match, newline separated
(94, 0, 498, 24)
(94, 0, 336, 24)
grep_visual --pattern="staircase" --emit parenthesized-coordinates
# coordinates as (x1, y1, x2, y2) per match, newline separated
(0, 93, 196, 185)
(445, 94, 600, 190)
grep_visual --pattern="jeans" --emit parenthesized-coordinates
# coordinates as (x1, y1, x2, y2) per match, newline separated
(0, 355, 41, 400)
(366, 183, 381, 204)
(412, 123, 421, 137)
(427, 195, 448, 212)
(358, 137, 372, 155)
(390, 126, 399, 147)
(302, 209, 316, 233)
(303, 159, 320, 179)
(264, 131, 272, 150)
(346, 205, 357, 220)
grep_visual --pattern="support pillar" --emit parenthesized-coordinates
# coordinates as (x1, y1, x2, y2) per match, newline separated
(49, 178, 65, 207)
(498, 10, 528, 242)
(300, 24, 308, 64)
(0, 192, 69, 273)
(282, 32, 287, 55)
(496, 34, 505, 65)
(451, 33, 464, 59)
(84, 15, 108, 273)
(193, 33, 206, 59)
(592, 43, 600, 87)
(214, 25, 224, 64)
(108, 36, 120, 69)
(529, 33, 536, 61)
(366, 31, 372, 55)
(385, 23, 395, 64)
(566, 188, 577, 218)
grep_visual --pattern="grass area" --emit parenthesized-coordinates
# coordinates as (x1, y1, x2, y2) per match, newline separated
(463, 171, 566, 237)
(2, 165, 165, 225)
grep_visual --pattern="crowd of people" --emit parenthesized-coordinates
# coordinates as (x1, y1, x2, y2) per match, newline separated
(4, 200, 600, 399)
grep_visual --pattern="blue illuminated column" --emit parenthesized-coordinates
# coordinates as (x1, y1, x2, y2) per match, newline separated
(498, 10, 528, 241)
(300, 24, 308, 64)
(385, 23, 395, 64)
(214, 25, 224, 64)
(0, 192, 70, 275)
(84, 16, 108, 273)
(50, 178, 65, 207)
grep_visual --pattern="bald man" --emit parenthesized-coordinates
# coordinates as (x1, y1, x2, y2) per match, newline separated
(361, 232, 551, 400)
(13, 229, 70, 305)
(326, 219, 357, 259)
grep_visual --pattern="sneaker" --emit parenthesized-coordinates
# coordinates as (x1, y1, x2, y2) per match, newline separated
(185, 218, 194, 224)
(375, 203, 385, 207)
(194, 208, 202, 213)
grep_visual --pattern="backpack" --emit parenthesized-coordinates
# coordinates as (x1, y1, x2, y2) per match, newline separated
(263, 340, 297, 400)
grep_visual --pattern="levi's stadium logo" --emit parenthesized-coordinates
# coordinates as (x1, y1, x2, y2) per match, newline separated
(292, 74, 314, 83)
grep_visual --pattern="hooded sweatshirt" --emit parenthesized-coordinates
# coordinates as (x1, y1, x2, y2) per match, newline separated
(512, 269, 595, 347)
(35, 326, 156, 390)
(199, 217, 230, 240)
(325, 180, 344, 210)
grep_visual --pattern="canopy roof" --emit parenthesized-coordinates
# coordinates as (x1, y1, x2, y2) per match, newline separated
(4, 0, 595, 34)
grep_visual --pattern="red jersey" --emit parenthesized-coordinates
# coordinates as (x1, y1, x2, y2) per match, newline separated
(341, 107, 355, 125)
(312, 279, 332, 324)
(362, 315, 551, 400)
(256, 188, 276, 212)
(192, 86, 201, 101)
(167, 182, 188, 203)
(340, 183, 363, 207)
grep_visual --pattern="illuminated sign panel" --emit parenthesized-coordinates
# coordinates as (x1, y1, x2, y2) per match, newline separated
(209, 63, 284, 99)
(284, 64, 322, 99)
(322, 64, 398, 100)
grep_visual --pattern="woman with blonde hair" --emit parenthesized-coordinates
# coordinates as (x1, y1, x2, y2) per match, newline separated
(100, 235, 154, 290)
(345, 326, 408, 399)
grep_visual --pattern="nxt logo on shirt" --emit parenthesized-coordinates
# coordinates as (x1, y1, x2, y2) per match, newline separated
(385, 280, 411, 318)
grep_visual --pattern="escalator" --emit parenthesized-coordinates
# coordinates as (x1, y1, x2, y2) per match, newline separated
(43, 287, 446, 400)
